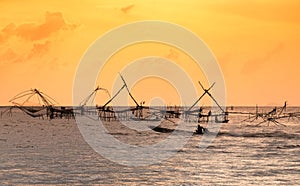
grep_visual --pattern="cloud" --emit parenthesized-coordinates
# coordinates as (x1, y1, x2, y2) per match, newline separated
(2, 23, 16, 32)
(0, 12, 77, 64)
(0, 48, 22, 63)
(0, 34, 3, 43)
(0, 24, 14, 45)
(242, 43, 284, 74)
(0, 12, 77, 44)
(120, 4, 135, 14)
(0, 41, 51, 63)
(165, 48, 179, 60)
(27, 41, 51, 59)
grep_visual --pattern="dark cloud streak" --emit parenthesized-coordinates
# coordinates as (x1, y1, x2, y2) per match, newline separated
(121, 4, 135, 14)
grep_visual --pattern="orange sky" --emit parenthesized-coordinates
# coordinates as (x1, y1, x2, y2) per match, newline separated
(0, 0, 299, 106)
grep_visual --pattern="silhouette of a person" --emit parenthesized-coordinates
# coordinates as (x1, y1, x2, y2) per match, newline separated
(197, 124, 204, 134)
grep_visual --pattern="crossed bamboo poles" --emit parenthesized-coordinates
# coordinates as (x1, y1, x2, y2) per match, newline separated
(6, 74, 299, 126)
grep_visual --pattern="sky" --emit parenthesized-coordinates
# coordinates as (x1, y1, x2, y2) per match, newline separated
(0, 0, 299, 106)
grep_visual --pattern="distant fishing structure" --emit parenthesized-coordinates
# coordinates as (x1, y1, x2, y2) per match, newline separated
(3, 89, 75, 120)
(2, 74, 300, 129)
(77, 73, 227, 123)
(228, 101, 300, 127)
(184, 81, 229, 123)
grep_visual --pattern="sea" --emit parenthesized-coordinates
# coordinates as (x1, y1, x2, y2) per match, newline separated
(0, 106, 299, 185)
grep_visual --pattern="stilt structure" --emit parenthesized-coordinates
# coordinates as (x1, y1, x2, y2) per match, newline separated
(185, 81, 228, 123)
(9, 89, 58, 119)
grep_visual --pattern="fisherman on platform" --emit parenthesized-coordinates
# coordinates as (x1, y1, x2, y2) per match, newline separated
(196, 124, 208, 134)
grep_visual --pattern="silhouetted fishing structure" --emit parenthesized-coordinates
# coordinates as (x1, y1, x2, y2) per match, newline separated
(3, 75, 300, 130)
(79, 86, 111, 116)
(228, 101, 300, 127)
(184, 81, 229, 123)
(3, 89, 75, 120)
(75, 73, 230, 125)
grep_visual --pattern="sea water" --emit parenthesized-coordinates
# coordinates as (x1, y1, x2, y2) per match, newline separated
(0, 107, 299, 185)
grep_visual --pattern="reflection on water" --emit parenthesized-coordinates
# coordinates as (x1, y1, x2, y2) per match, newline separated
(0, 107, 299, 185)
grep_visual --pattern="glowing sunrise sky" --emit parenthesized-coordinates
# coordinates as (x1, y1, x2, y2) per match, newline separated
(0, 0, 299, 106)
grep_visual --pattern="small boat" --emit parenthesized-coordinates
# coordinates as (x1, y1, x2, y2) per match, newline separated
(130, 116, 161, 122)
(151, 126, 174, 133)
